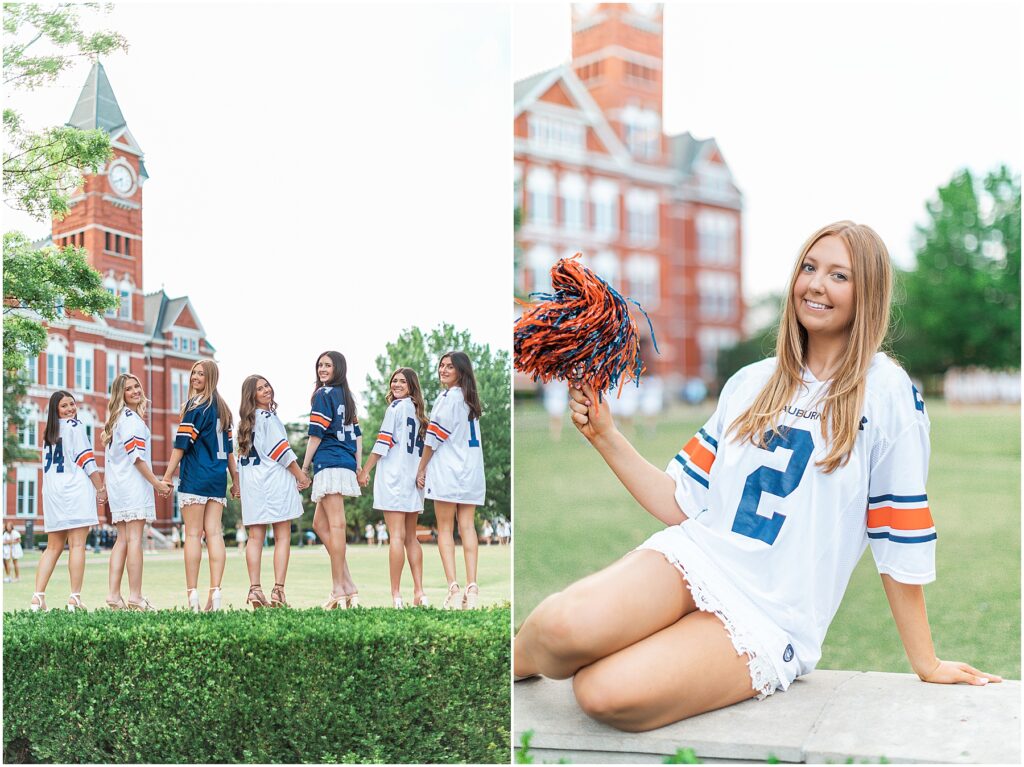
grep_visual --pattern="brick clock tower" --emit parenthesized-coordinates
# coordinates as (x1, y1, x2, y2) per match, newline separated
(5, 62, 215, 535)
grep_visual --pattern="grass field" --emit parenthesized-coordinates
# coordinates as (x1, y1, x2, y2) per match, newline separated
(3, 542, 510, 612)
(514, 400, 1020, 679)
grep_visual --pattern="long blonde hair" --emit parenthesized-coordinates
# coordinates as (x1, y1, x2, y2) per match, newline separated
(729, 221, 893, 473)
(102, 373, 148, 447)
(237, 374, 276, 457)
(181, 359, 233, 430)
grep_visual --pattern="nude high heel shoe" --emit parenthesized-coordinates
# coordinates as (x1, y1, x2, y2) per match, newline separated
(206, 586, 222, 612)
(186, 588, 201, 613)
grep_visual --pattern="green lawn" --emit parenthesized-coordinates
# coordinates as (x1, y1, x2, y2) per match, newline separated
(3, 542, 510, 612)
(514, 400, 1020, 679)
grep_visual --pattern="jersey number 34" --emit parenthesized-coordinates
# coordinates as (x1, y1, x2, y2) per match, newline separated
(731, 427, 813, 545)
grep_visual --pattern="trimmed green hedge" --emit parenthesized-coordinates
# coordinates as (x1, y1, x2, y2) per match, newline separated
(3, 606, 510, 763)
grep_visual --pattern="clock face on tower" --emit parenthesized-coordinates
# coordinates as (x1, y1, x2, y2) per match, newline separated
(108, 162, 136, 197)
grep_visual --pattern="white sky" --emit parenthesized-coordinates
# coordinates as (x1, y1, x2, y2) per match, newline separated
(6, 3, 511, 422)
(512, 1, 1022, 311)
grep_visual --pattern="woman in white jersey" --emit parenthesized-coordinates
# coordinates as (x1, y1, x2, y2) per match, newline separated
(236, 375, 309, 608)
(416, 351, 486, 610)
(102, 374, 171, 611)
(514, 221, 1001, 731)
(358, 367, 430, 608)
(31, 391, 106, 611)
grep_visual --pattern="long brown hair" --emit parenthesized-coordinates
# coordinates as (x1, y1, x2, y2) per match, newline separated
(442, 351, 482, 420)
(386, 367, 428, 436)
(181, 359, 233, 429)
(237, 374, 277, 457)
(102, 373, 147, 447)
(43, 390, 75, 447)
(728, 221, 893, 473)
(311, 350, 357, 425)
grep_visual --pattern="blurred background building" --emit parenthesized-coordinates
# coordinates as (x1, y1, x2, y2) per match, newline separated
(514, 3, 744, 393)
(5, 62, 214, 535)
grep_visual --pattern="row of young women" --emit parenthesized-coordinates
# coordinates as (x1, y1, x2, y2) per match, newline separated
(29, 349, 487, 612)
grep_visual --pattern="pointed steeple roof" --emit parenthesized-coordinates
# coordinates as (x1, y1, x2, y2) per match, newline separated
(68, 61, 127, 134)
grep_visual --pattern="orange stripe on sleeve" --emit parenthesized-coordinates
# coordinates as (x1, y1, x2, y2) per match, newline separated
(683, 437, 716, 474)
(867, 506, 934, 531)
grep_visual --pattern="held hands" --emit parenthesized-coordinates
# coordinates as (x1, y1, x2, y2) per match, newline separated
(568, 381, 616, 443)
(918, 659, 1002, 686)
(154, 480, 172, 499)
(356, 468, 369, 488)
(296, 473, 311, 491)
(416, 469, 426, 489)
(230, 482, 241, 499)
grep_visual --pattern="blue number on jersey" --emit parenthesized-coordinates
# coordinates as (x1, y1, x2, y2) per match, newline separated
(731, 427, 813, 545)
(44, 442, 65, 473)
(240, 446, 261, 467)
(468, 418, 480, 448)
(405, 417, 417, 454)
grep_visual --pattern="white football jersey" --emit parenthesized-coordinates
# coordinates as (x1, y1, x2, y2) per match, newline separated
(238, 410, 303, 525)
(424, 386, 486, 505)
(662, 353, 934, 683)
(105, 408, 156, 514)
(42, 418, 100, 532)
(371, 397, 425, 512)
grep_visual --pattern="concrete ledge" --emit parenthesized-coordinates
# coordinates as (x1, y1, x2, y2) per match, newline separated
(513, 670, 1020, 764)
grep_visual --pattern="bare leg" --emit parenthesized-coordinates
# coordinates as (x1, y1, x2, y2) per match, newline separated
(312, 502, 332, 557)
(383, 511, 407, 599)
(12, 557, 19, 580)
(456, 504, 478, 587)
(34, 530, 69, 597)
(434, 501, 458, 585)
(514, 549, 696, 680)
(66, 526, 89, 596)
(404, 513, 425, 602)
(271, 521, 291, 586)
(321, 494, 348, 596)
(107, 521, 127, 602)
(124, 519, 146, 601)
(573, 611, 758, 731)
(203, 501, 226, 608)
(4, 557, 11, 578)
(245, 524, 266, 586)
(181, 504, 205, 591)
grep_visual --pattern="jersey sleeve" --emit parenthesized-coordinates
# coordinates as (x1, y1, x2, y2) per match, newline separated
(259, 414, 295, 466)
(866, 386, 936, 584)
(71, 421, 98, 476)
(372, 404, 399, 457)
(309, 389, 332, 438)
(120, 413, 148, 461)
(664, 371, 744, 518)
(174, 404, 202, 452)
(425, 391, 459, 451)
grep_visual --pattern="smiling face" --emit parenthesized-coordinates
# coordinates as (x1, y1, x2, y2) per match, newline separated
(793, 235, 855, 340)
(317, 355, 334, 383)
(438, 356, 458, 387)
(189, 364, 206, 394)
(255, 379, 274, 409)
(390, 372, 410, 399)
(58, 395, 77, 419)
(124, 377, 143, 407)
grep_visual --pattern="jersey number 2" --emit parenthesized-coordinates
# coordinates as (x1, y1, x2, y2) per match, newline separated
(731, 427, 813, 545)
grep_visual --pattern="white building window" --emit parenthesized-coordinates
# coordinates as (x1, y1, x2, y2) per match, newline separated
(591, 250, 621, 289)
(528, 114, 585, 153)
(23, 354, 38, 384)
(559, 173, 586, 232)
(74, 343, 94, 392)
(625, 254, 660, 309)
(527, 244, 557, 294)
(698, 271, 739, 321)
(77, 408, 96, 448)
(527, 167, 555, 225)
(698, 327, 740, 381)
(104, 276, 118, 318)
(118, 280, 133, 320)
(46, 339, 67, 388)
(106, 352, 131, 392)
(172, 369, 191, 411)
(697, 211, 737, 265)
(590, 178, 619, 238)
(622, 106, 660, 159)
(626, 188, 659, 245)
(18, 407, 38, 449)
(16, 467, 37, 518)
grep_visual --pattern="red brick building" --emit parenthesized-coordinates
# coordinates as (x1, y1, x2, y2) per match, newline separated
(5, 62, 214, 534)
(515, 3, 744, 390)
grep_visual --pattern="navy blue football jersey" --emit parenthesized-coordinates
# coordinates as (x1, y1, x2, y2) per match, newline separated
(174, 399, 233, 496)
(308, 386, 361, 474)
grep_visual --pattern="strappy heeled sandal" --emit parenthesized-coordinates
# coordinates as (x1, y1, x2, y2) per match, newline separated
(414, 593, 431, 607)
(127, 596, 157, 612)
(346, 592, 361, 608)
(463, 582, 479, 610)
(270, 583, 289, 608)
(205, 586, 222, 612)
(322, 592, 346, 610)
(393, 595, 404, 609)
(186, 587, 201, 613)
(30, 592, 46, 612)
(66, 593, 86, 612)
(246, 584, 271, 609)
(105, 595, 128, 610)
(442, 582, 462, 611)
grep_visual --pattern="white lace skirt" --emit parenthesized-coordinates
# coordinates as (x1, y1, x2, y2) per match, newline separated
(311, 468, 361, 502)
(179, 494, 227, 508)
(636, 525, 789, 699)
(111, 505, 156, 524)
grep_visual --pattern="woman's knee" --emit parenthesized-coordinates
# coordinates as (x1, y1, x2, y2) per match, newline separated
(572, 666, 648, 730)
(529, 593, 595, 660)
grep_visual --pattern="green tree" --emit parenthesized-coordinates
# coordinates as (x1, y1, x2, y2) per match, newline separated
(893, 167, 1021, 376)
(354, 325, 511, 530)
(3, 4, 126, 465)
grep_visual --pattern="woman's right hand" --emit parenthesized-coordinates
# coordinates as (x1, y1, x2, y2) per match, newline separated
(568, 381, 616, 443)
(154, 479, 172, 498)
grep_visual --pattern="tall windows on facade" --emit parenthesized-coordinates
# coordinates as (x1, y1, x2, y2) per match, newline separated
(23, 354, 38, 385)
(527, 244, 557, 294)
(118, 279, 133, 319)
(625, 254, 660, 309)
(528, 114, 585, 153)
(626, 187, 659, 244)
(590, 178, 619, 238)
(698, 271, 739, 320)
(104, 276, 118, 318)
(621, 106, 660, 159)
(171, 369, 191, 411)
(46, 339, 67, 388)
(74, 344, 94, 392)
(106, 352, 131, 392)
(527, 167, 555, 225)
(559, 173, 586, 232)
(591, 250, 621, 287)
(15, 467, 37, 518)
(698, 327, 740, 380)
(697, 210, 737, 265)
(18, 406, 39, 449)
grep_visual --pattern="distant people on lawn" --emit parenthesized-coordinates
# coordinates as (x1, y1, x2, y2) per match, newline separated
(4, 522, 23, 583)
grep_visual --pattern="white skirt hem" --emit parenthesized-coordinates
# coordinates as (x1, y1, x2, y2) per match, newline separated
(110, 505, 156, 523)
(311, 468, 361, 502)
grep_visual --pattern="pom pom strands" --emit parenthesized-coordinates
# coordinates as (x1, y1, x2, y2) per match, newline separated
(514, 254, 658, 403)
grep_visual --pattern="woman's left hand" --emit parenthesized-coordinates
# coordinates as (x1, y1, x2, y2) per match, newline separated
(230, 483, 241, 499)
(416, 469, 426, 489)
(919, 659, 1002, 686)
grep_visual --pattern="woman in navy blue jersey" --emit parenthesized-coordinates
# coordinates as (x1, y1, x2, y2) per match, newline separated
(301, 351, 362, 609)
(162, 360, 239, 612)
